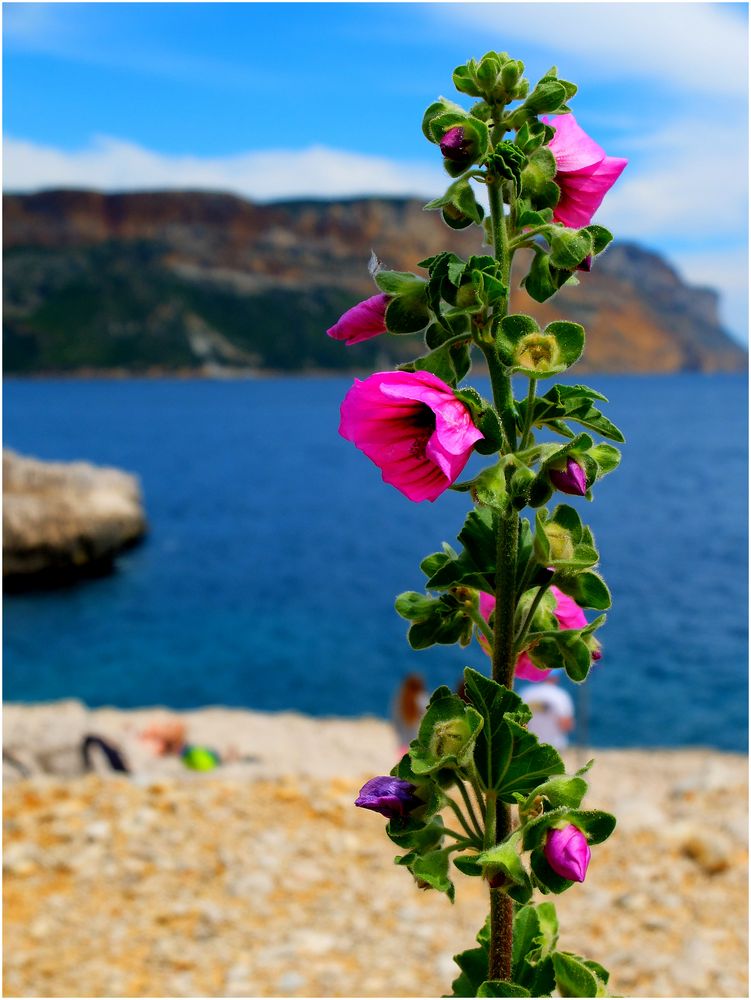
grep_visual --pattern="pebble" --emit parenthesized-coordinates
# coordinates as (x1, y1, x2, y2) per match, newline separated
(3, 741, 747, 998)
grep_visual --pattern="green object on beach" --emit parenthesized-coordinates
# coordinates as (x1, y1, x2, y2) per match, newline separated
(181, 745, 221, 771)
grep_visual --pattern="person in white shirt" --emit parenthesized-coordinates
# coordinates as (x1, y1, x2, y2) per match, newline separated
(517, 676, 575, 749)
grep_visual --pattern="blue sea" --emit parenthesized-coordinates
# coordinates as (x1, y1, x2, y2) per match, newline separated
(3, 374, 748, 751)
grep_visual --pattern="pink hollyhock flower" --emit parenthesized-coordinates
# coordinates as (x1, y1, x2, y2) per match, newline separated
(544, 824, 591, 882)
(544, 114, 627, 229)
(478, 586, 588, 681)
(327, 293, 390, 346)
(339, 370, 484, 503)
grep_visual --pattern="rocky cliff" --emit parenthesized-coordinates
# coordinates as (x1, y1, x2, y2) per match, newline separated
(3, 190, 746, 374)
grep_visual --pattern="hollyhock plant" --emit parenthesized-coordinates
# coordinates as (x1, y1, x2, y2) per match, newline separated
(339, 370, 483, 502)
(549, 456, 588, 496)
(327, 293, 390, 345)
(478, 587, 589, 680)
(544, 824, 591, 882)
(333, 51, 623, 995)
(544, 113, 628, 229)
(355, 776, 422, 819)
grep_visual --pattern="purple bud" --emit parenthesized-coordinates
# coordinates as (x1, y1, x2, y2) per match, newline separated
(355, 776, 422, 820)
(544, 824, 591, 882)
(576, 255, 593, 273)
(591, 646, 603, 662)
(439, 126, 472, 163)
(549, 457, 587, 496)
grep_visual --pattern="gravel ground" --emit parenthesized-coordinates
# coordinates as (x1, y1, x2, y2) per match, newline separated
(2, 707, 748, 998)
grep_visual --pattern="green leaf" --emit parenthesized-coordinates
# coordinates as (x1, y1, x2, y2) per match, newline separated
(529, 847, 575, 894)
(519, 774, 588, 818)
(373, 270, 425, 296)
(552, 952, 600, 998)
(522, 806, 616, 852)
(498, 316, 583, 378)
(520, 251, 570, 304)
(410, 688, 484, 775)
(453, 854, 484, 878)
(476, 831, 531, 890)
(554, 571, 611, 610)
(588, 443, 621, 478)
(426, 506, 496, 593)
(477, 982, 531, 997)
(549, 229, 594, 270)
(464, 668, 564, 800)
(449, 921, 490, 998)
(524, 385, 625, 443)
(410, 846, 456, 901)
(511, 903, 558, 995)
(403, 339, 472, 387)
(422, 97, 467, 141)
(395, 591, 438, 620)
(385, 289, 430, 334)
(582, 224, 613, 256)
(386, 815, 446, 853)
(525, 79, 567, 114)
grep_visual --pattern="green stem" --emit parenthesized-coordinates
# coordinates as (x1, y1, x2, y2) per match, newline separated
(446, 797, 480, 841)
(519, 378, 537, 450)
(455, 778, 485, 839)
(508, 223, 552, 248)
(486, 143, 518, 985)
(465, 605, 495, 647)
(442, 828, 479, 847)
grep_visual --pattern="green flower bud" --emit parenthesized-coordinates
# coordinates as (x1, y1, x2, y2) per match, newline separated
(429, 716, 473, 761)
(544, 523, 575, 562)
(514, 332, 560, 372)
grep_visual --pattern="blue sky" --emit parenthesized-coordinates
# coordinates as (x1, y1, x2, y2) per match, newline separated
(3, 2, 748, 341)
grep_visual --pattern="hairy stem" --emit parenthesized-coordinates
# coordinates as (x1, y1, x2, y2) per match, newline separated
(486, 157, 519, 985)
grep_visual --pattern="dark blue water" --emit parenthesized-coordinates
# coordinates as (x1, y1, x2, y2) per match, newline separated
(3, 375, 748, 750)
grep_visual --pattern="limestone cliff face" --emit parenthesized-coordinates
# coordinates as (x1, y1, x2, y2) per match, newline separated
(3, 190, 746, 374)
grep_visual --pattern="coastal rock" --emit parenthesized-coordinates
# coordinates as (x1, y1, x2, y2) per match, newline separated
(3, 450, 146, 589)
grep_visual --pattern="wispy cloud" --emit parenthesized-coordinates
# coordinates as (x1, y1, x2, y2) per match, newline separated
(435, 3, 747, 98)
(3, 135, 446, 201)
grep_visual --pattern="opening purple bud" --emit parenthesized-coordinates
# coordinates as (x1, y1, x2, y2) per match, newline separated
(440, 126, 472, 163)
(544, 824, 591, 882)
(355, 776, 422, 820)
(549, 457, 587, 496)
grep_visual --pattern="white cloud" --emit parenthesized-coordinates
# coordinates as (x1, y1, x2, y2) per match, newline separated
(3, 135, 446, 201)
(436, 3, 747, 98)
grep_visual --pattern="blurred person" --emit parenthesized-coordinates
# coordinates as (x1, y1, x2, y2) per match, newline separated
(516, 675, 575, 750)
(392, 673, 429, 756)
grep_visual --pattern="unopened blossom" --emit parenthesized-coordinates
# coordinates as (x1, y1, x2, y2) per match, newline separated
(544, 114, 627, 229)
(439, 126, 473, 164)
(355, 776, 422, 819)
(327, 293, 390, 345)
(478, 586, 588, 681)
(549, 457, 587, 496)
(544, 824, 591, 882)
(339, 370, 483, 503)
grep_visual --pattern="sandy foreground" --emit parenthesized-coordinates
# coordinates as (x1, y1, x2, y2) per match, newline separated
(3, 701, 748, 999)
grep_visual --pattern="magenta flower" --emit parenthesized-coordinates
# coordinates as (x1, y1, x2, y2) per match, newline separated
(549, 457, 587, 496)
(544, 114, 627, 229)
(478, 586, 588, 681)
(544, 824, 591, 882)
(327, 293, 390, 346)
(355, 776, 422, 819)
(440, 126, 472, 164)
(339, 371, 484, 503)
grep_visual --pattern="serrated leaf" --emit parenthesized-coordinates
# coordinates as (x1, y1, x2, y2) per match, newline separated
(553, 952, 600, 998)
(477, 982, 531, 997)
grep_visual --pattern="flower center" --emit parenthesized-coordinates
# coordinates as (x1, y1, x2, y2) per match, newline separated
(407, 405, 436, 458)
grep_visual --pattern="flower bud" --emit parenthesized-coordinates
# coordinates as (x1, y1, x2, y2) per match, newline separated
(549, 457, 587, 496)
(514, 333, 559, 372)
(544, 523, 575, 562)
(355, 776, 422, 820)
(440, 126, 473, 164)
(544, 824, 591, 882)
(429, 717, 472, 761)
(327, 293, 390, 346)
